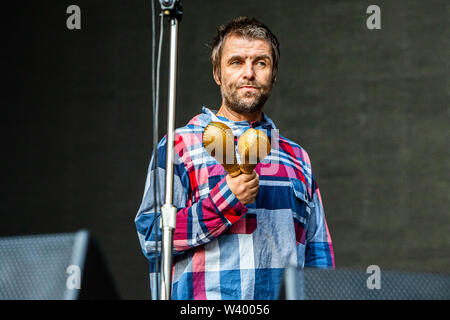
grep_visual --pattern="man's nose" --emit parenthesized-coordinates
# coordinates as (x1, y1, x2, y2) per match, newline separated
(242, 62, 255, 80)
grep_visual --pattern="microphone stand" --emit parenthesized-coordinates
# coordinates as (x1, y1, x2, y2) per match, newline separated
(158, 0, 182, 300)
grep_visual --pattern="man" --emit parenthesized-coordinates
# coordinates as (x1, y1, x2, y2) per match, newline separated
(135, 17, 334, 300)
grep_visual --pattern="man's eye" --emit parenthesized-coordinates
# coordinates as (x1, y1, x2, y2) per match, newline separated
(257, 61, 266, 66)
(231, 60, 241, 65)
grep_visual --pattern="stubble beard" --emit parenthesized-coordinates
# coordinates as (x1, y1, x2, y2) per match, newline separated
(221, 82, 272, 114)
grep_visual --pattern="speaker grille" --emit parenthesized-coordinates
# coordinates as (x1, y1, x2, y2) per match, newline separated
(0, 232, 83, 300)
(282, 267, 450, 300)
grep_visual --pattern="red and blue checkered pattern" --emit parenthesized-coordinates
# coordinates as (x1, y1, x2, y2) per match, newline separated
(135, 107, 334, 300)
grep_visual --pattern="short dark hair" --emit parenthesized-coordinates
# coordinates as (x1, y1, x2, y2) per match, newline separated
(211, 16, 280, 84)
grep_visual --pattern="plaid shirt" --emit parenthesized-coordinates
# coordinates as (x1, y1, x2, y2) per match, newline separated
(135, 107, 334, 300)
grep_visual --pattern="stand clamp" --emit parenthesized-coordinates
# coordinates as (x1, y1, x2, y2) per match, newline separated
(160, 0, 183, 21)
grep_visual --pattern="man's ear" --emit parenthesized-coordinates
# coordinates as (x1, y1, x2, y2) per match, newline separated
(213, 68, 221, 86)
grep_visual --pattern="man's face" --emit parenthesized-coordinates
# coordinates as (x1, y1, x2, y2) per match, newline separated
(214, 34, 274, 114)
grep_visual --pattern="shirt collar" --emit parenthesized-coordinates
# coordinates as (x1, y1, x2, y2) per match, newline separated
(201, 106, 276, 130)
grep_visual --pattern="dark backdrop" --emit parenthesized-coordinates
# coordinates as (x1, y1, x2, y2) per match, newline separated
(3, 0, 448, 299)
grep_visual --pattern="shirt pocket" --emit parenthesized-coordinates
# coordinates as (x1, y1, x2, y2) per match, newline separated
(289, 178, 312, 245)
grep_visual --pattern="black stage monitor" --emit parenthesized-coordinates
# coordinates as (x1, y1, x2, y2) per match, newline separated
(279, 266, 450, 300)
(0, 230, 120, 300)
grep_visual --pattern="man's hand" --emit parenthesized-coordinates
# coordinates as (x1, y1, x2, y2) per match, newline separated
(226, 171, 259, 205)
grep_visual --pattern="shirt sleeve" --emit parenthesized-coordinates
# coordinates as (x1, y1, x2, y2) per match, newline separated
(135, 134, 248, 264)
(304, 175, 335, 269)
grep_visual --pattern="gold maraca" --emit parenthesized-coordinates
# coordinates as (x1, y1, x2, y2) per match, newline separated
(202, 122, 241, 177)
(237, 128, 271, 174)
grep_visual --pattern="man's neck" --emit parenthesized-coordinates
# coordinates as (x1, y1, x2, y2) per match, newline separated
(216, 104, 262, 123)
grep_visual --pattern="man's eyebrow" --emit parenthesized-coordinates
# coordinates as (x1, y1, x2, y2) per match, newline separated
(226, 54, 272, 61)
(254, 54, 271, 61)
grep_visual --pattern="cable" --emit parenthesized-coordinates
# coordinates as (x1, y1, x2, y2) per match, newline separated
(151, 0, 164, 300)
(150, 0, 158, 300)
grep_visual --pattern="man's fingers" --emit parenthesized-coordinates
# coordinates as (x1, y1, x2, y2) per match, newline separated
(248, 187, 259, 197)
(241, 171, 258, 182)
(240, 171, 256, 182)
(227, 170, 259, 205)
(247, 178, 259, 190)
